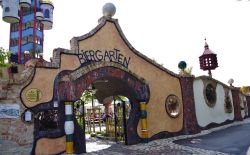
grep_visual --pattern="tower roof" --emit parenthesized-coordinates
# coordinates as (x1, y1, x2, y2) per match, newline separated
(203, 39, 215, 55)
(40, 0, 53, 6)
(203, 40, 215, 55)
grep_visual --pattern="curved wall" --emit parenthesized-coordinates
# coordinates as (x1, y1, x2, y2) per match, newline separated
(193, 78, 234, 127)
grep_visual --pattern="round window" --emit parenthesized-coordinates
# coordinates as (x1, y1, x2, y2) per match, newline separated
(165, 95, 181, 118)
(205, 83, 216, 107)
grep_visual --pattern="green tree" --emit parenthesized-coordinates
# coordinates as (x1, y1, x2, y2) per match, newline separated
(0, 47, 11, 68)
(80, 90, 97, 103)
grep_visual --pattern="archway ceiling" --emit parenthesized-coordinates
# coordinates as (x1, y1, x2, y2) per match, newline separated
(92, 77, 133, 103)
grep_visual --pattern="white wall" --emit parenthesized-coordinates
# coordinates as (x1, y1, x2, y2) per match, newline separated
(193, 79, 234, 127)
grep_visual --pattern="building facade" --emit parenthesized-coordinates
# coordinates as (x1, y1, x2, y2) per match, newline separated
(1, 0, 54, 63)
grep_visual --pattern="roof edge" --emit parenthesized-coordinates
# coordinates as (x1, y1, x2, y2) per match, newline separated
(72, 16, 183, 78)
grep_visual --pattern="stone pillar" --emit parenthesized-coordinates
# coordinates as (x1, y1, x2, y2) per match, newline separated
(180, 77, 201, 134)
(246, 96, 250, 118)
(231, 88, 243, 121)
(139, 100, 148, 143)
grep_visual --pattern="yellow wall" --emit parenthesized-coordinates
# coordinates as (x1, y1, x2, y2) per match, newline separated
(21, 54, 80, 107)
(78, 22, 183, 137)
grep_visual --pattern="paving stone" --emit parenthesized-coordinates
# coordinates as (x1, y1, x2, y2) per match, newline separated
(1, 118, 250, 155)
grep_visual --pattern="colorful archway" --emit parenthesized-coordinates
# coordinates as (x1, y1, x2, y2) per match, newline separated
(58, 65, 150, 148)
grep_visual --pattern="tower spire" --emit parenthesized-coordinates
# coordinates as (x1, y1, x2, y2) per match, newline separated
(199, 38, 218, 77)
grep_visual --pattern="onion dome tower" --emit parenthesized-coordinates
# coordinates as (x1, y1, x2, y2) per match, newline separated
(199, 39, 218, 77)
(0, 0, 54, 64)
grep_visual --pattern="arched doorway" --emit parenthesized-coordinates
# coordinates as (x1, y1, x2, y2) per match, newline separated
(76, 92, 132, 145)
(57, 66, 150, 153)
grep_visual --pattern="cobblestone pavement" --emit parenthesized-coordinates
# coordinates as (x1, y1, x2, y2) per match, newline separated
(85, 118, 250, 155)
(1, 118, 250, 155)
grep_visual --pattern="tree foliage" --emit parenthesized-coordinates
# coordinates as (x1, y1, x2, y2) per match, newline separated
(80, 90, 97, 104)
(0, 47, 12, 68)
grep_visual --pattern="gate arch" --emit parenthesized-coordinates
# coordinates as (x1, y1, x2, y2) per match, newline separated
(58, 66, 150, 102)
(56, 65, 150, 152)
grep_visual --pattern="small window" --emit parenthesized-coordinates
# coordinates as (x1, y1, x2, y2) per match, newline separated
(44, 9, 50, 18)
(5, 7, 10, 12)
(30, 22, 34, 27)
(26, 22, 31, 28)
(28, 35, 33, 42)
(22, 23, 27, 29)
(13, 23, 19, 31)
(14, 39, 18, 46)
(22, 37, 28, 44)
(224, 91, 232, 113)
(11, 25, 14, 31)
(35, 110, 59, 131)
(36, 38, 41, 44)
(205, 83, 216, 107)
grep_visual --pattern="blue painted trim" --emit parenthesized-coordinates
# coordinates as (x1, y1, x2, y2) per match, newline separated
(36, 44, 43, 52)
(10, 46, 18, 54)
(36, 30, 43, 38)
(10, 31, 19, 39)
(21, 42, 33, 52)
(22, 14, 34, 23)
(22, 28, 34, 37)
(11, 28, 43, 39)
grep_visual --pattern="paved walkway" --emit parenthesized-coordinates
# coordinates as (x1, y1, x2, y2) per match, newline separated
(1, 118, 250, 155)
(85, 118, 250, 155)
(175, 123, 250, 155)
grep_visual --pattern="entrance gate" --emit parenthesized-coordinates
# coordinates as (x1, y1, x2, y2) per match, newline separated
(58, 66, 149, 153)
(75, 96, 131, 144)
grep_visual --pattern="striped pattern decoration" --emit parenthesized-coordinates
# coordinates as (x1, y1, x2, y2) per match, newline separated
(140, 101, 148, 143)
(64, 102, 74, 154)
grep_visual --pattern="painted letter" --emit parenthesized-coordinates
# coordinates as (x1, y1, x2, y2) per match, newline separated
(123, 56, 131, 68)
(95, 50, 103, 61)
(109, 50, 115, 62)
(104, 50, 111, 61)
(117, 53, 124, 64)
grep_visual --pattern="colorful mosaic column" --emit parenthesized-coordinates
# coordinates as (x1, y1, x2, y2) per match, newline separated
(64, 102, 74, 154)
(180, 77, 201, 134)
(140, 100, 148, 143)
